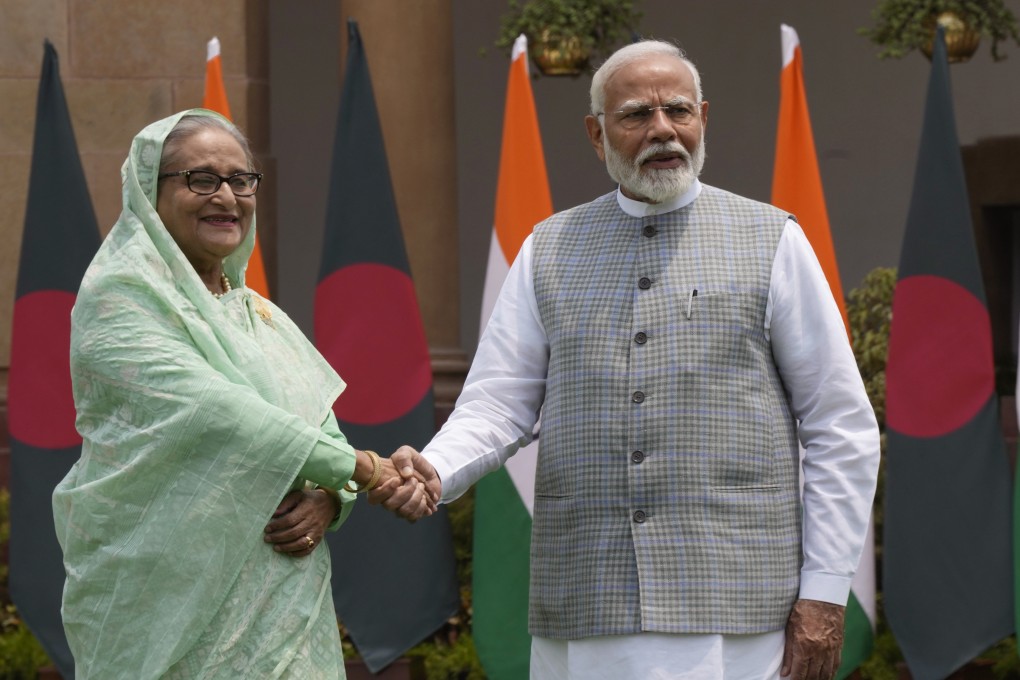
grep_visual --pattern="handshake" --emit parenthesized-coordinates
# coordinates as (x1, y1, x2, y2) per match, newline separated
(362, 446, 441, 522)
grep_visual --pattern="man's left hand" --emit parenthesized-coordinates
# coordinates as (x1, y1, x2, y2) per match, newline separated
(781, 599, 845, 680)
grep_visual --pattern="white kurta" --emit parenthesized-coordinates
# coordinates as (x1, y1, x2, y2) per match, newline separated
(423, 181, 880, 679)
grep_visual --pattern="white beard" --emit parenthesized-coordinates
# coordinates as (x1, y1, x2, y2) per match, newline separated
(604, 135, 706, 204)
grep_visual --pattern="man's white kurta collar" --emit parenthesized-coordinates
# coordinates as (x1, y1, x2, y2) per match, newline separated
(615, 180, 702, 218)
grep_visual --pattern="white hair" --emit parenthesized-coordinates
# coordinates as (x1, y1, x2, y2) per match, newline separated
(161, 114, 256, 173)
(589, 40, 703, 117)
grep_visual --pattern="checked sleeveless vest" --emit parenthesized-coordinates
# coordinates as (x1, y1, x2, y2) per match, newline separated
(529, 184, 801, 639)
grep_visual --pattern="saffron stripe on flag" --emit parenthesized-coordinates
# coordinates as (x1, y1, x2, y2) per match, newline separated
(771, 24, 849, 336)
(472, 34, 552, 680)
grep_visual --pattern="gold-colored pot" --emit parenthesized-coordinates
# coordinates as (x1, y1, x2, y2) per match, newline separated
(531, 31, 590, 76)
(921, 10, 982, 63)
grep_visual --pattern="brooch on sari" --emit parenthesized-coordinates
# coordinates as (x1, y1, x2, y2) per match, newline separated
(253, 297, 275, 329)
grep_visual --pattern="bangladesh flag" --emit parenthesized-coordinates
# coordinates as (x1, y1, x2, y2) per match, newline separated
(8, 40, 101, 679)
(314, 19, 459, 673)
(883, 28, 1013, 680)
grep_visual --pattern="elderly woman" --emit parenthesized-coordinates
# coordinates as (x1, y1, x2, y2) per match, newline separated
(52, 109, 431, 678)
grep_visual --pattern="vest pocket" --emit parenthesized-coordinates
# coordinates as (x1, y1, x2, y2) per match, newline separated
(675, 290, 782, 489)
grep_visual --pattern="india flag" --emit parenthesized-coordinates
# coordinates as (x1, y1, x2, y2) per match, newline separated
(203, 36, 271, 299)
(471, 34, 552, 680)
(770, 24, 875, 677)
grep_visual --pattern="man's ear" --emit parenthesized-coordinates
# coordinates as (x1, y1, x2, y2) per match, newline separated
(585, 115, 606, 162)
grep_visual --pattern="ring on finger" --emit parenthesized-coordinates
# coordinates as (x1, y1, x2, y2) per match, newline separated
(305, 535, 315, 549)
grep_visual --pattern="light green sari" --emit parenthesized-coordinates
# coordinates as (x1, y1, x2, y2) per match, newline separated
(53, 110, 349, 679)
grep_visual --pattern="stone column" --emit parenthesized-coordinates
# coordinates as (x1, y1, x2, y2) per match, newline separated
(339, 0, 467, 420)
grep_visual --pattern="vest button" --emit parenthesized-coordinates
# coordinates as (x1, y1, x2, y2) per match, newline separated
(633, 510, 647, 523)
(631, 450, 645, 463)
(642, 225, 657, 237)
(634, 331, 647, 344)
(631, 391, 645, 403)
(638, 277, 652, 289)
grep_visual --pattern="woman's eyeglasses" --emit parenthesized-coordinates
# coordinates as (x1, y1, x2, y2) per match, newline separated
(158, 170, 263, 196)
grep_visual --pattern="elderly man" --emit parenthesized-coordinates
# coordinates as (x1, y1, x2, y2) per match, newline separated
(379, 39, 879, 680)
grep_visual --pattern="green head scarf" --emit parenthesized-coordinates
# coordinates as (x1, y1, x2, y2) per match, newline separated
(123, 107, 256, 295)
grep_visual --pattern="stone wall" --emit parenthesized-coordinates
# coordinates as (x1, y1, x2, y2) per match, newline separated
(0, 0, 271, 487)
(1, 0, 270, 360)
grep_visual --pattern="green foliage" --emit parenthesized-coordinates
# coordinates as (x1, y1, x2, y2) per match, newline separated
(0, 489, 9, 588)
(446, 488, 476, 591)
(980, 636, 1020, 677)
(0, 489, 52, 678)
(859, 0, 1020, 60)
(407, 630, 486, 680)
(847, 267, 895, 571)
(857, 607, 904, 679)
(846, 269, 907, 680)
(495, 0, 643, 61)
(0, 606, 51, 679)
(847, 266, 895, 428)
(402, 490, 483, 679)
(339, 490, 484, 678)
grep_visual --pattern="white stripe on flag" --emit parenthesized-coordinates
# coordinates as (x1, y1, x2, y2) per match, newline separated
(480, 231, 510, 332)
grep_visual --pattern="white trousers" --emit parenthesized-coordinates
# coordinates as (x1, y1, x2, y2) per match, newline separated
(531, 631, 784, 680)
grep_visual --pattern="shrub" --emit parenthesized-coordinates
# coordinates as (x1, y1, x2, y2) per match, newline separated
(0, 489, 52, 678)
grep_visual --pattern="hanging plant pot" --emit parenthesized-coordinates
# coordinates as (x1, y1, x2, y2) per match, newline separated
(860, 0, 1020, 61)
(920, 10, 982, 62)
(531, 30, 590, 76)
(493, 0, 643, 77)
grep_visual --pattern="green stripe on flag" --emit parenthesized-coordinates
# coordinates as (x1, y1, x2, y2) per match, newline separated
(836, 591, 874, 679)
(473, 467, 532, 680)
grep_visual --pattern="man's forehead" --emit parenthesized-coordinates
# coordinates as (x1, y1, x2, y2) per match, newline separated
(605, 57, 696, 103)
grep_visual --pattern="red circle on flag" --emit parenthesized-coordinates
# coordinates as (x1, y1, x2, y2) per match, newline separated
(314, 263, 432, 425)
(885, 275, 994, 438)
(8, 290, 82, 448)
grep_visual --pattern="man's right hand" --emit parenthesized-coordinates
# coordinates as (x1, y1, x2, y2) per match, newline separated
(367, 446, 441, 521)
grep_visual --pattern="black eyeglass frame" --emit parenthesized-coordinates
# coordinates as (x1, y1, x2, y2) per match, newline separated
(157, 169, 263, 196)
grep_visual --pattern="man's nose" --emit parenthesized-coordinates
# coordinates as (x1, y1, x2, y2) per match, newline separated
(646, 108, 677, 140)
